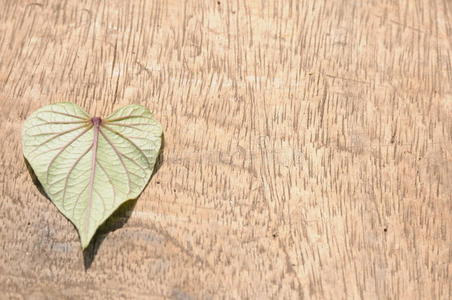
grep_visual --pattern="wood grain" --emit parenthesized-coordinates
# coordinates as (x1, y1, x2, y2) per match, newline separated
(0, 0, 450, 299)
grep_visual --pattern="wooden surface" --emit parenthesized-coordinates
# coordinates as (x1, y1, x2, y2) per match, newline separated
(0, 0, 451, 299)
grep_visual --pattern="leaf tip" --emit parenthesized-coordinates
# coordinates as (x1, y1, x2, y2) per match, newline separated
(80, 238, 91, 249)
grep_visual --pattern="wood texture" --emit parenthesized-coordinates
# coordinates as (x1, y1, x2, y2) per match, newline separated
(0, 0, 450, 299)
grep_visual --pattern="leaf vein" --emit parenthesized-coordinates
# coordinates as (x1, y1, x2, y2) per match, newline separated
(28, 124, 88, 154)
(38, 110, 88, 120)
(105, 115, 153, 123)
(101, 124, 150, 167)
(97, 160, 117, 204)
(60, 144, 93, 207)
(99, 129, 132, 195)
(46, 126, 92, 183)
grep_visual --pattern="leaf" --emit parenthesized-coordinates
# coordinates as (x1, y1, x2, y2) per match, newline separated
(22, 102, 162, 248)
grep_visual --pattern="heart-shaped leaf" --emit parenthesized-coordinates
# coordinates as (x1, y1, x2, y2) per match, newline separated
(22, 102, 162, 248)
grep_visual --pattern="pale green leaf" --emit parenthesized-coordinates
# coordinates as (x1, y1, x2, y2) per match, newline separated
(22, 102, 162, 248)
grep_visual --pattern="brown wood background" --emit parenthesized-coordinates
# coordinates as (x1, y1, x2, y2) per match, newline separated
(0, 0, 451, 299)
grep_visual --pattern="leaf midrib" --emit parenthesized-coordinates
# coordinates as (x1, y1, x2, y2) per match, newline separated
(84, 118, 100, 240)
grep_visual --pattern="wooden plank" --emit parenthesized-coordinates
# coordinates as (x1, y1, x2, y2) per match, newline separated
(0, 0, 450, 299)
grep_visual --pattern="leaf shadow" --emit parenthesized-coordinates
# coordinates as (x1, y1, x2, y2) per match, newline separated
(24, 134, 165, 269)
(152, 133, 165, 177)
(82, 199, 137, 269)
(24, 157, 50, 200)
